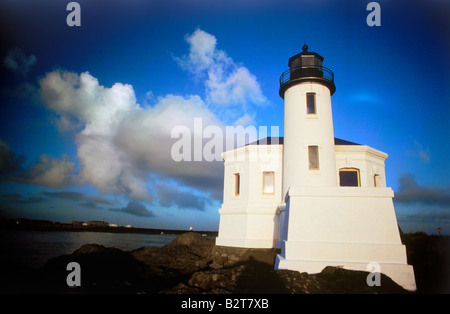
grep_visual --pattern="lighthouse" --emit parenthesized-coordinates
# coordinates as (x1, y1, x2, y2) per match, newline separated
(274, 46, 416, 291)
(215, 45, 416, 291)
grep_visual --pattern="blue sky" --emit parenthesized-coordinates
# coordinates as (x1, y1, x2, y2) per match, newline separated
(0, 0, 449, 233)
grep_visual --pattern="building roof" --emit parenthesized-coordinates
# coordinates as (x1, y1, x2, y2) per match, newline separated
(246, 137, 360, 146)
(334, 138, 361, 145)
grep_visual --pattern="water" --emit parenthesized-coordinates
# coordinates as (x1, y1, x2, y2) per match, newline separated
(0, 230, 186, 269)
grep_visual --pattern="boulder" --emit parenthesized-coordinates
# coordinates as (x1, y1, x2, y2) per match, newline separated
(211, 245, 279, 269)
(170, 232, 215, 259)
(71, 243, 124, 255)
(131, 232, 215, 276)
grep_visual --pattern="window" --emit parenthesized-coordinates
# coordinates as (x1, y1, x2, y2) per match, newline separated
(308, 146, 319, 170)
(374, 174, 381, 187)
(234, 173, 240, 196)
(306, 93, 316, 114)
(339, 168, 360, 187)
(262, 171, 275, 195)
(301, 55, 314, 66)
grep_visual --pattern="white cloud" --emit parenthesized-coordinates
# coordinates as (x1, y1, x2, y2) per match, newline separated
(206, 65, 266, 107)
(175, 29, 267, 121)
(39, 70, 224, 202)
(114, 94, 224, 176)
(40, 71, 138, 129)
(34, 29, 263, 206)
(233, 113, 255, 126)
(177, 29, 217, 74)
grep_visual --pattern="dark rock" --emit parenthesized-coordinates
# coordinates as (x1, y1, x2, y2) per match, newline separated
(233, 259, 290, 294)
(188, 269, 233, 291)
(38, 244, 150, 293)
(160, 282, 202, 294)
(131, 232, 215, 276)
(277, 266, 409, 294)
(7, 232, 415, 294)
(274, 270, 321, 294)
(317, 266, 409, 294)
(170, 232, 215, 259)
(211, 245, 279, 269)
(71, 243, 124, 255)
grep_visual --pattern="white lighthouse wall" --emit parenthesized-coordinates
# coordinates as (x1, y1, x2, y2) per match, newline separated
(216, 144, 283, 248)
(335, 145, 388, 187)
(283, 187, 402, 245)
(282, 82, 337, 198)
(276, 186, 416, 291)
(216, 143, 390, 249)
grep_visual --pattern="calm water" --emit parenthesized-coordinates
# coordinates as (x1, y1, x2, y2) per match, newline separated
(0, 230, 191, 269)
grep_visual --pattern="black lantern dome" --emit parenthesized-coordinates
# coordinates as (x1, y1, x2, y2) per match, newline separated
(279, 45, 335, 98)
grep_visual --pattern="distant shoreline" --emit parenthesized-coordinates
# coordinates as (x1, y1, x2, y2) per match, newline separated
(0, 218, 218, 237)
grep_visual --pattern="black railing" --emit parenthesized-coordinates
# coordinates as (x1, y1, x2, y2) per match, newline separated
(280, 65, 334, 87)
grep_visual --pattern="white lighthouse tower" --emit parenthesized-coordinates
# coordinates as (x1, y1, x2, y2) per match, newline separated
(274, 45, 416, 291)
(281, 45, 338, 197)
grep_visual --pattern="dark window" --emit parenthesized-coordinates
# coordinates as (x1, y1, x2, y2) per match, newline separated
(339, 169, 360, 187)
(307, 93, 316, 114)
(301, 55, 314, 66)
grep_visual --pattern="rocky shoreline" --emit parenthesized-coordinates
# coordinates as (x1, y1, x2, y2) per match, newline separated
(1, 232, 417, 294)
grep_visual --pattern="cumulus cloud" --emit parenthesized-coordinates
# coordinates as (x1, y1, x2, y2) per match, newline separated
(7, 29, 264, 210)
(206, 65, 266, 107)
(395, 173, 450, 206)
(110, 200, 155, 217)
(3, 47, 36, 76)
(177, 29, 217, 74)
(175, 29, 267, 122)
(39, 70, 224, 202)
